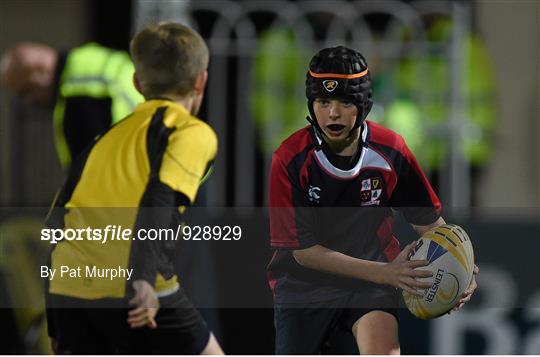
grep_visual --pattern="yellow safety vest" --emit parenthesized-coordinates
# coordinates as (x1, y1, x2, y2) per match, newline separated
(53, 43, 143, 168)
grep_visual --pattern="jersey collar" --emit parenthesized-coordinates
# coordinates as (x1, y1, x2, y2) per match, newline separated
(135, 98, 191, 117)
(312, 122, 369, 179)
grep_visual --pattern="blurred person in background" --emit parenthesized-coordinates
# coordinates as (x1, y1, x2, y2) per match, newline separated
(371, 14, 497, 204)
(0, 42, 143, 169)
(0, 41, 142, 354)
(252, 28, 310, 155)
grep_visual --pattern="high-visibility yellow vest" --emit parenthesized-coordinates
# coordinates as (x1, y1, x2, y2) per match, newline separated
(53, 43, 143, 168)
(251, 29, 310, 154)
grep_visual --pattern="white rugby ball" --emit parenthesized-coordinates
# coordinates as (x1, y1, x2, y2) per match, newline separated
(403, 224, 475, 319)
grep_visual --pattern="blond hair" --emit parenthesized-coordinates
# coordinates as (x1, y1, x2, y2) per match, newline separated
(130, 22, 209, 98)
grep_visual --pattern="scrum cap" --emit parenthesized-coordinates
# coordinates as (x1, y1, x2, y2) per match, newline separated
(305, 46, 373, 134)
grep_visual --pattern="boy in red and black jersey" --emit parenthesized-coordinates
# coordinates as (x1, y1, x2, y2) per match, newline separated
(267, 46, 479, 354)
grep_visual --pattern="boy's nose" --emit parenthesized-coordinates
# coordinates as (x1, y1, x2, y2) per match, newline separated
(328, 104, 340, 119)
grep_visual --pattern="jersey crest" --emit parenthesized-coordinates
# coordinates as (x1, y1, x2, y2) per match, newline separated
(360, 177, 383, 206)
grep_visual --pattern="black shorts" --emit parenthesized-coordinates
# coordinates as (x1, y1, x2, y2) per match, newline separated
(47, 288, 210, 354)
(274, 292, 399, 355)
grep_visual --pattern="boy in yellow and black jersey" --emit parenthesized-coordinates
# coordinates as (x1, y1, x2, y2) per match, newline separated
(45, 23, 223, 354)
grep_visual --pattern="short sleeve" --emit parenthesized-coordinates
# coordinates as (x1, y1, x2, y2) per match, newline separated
(159, 123, 217, 204)
(268, 153, 318, 249)
(389, 140, 442, 225)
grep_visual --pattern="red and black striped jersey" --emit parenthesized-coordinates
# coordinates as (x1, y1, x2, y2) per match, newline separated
(267, 121, 441, 303)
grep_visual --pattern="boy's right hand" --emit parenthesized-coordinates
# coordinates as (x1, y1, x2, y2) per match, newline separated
(377, 241, 433, 296)
(128, 279, 159, 329)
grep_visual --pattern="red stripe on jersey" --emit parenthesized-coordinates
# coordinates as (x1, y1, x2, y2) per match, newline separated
(299, 150, 314, 190)
(368, 121, 441, 214)
(367, 144, 398, 196)
(376, 216, 400, 261)
(273, 126, 312, 165)
(269, 154, 300, 248)
(367, 121, 407, 152)
(269, 127, 313, 248)
(267, 251, 278, 296)
(384, 237, 401, 262)
(400, 145, 442, 215)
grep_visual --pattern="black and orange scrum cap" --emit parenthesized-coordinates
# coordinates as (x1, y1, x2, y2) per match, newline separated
(305, 46, 373, 131)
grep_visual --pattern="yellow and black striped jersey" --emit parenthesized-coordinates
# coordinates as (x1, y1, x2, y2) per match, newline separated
(47, 99, 217, 300)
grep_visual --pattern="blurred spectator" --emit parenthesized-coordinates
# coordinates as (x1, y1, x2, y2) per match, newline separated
(0, 43, 143, 350)
(251, 28, 310, 155)
(1, 42, 143, 169)
(372, 15, 497, 203)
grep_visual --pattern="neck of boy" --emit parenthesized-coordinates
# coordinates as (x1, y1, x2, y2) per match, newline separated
(160, 92, 196, 115)
(324, 126, 362, 157)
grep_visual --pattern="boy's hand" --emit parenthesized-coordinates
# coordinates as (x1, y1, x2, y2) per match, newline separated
(128, 279, 159, 329)
(378, 241, 433, 297)
(451, 264, 479, 312)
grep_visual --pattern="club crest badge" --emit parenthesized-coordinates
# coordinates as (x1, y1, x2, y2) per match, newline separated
(360, 177, 383, 206)
(323, 80, 338, 92)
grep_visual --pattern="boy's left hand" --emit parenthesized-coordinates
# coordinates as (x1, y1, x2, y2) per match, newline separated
(451, 264, 479, 312)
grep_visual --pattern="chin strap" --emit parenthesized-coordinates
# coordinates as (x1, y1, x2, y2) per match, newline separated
(306, 115, 325, 136)
(306, 115, 324, 150)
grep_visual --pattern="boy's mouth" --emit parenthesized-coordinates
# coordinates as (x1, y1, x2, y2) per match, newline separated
(326, 124, 346, 135)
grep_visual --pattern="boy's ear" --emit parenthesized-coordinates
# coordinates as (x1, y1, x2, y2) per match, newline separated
(133, 73, 143, 95)
(193, 70, 208, 95)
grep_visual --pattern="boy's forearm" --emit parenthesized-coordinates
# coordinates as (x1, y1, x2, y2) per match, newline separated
(293, 244, 386, 284)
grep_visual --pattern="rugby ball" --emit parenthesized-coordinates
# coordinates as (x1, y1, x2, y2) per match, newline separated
(403, 224, 475, 319)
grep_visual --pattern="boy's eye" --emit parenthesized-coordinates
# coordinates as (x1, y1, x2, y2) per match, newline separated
(341, 101, 353, 107)
(316, 99, 330, 106)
